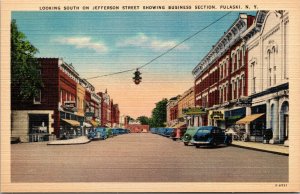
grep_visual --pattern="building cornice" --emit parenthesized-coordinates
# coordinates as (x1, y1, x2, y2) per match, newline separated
(192, 14, 250, 80)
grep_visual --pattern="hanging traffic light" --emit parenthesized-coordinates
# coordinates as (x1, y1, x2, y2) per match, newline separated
(133, 69, 142, 85)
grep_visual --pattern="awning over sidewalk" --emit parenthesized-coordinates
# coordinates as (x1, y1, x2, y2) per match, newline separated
(83, 122, 92, 127)
(90, 120, 99, 127)
(61, 119, 80, 127)
(173, 122, 186, 129)
(236, 113, 264, 124)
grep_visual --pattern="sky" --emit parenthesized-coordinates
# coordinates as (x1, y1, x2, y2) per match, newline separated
(12, 11, 256, 118)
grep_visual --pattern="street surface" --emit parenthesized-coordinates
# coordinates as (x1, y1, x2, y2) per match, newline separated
(11, 133, 288, 182)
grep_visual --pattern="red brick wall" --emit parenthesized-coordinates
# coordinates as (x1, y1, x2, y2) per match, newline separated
(11, 58, 59, 110)
(125, 124, 150, 133)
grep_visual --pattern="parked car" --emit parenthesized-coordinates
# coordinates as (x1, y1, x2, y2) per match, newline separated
(170, 127, 187, 141)
(87, 127, 107, 140)
(150, 128, 156, 134)
(164, 128, 175, 137)
(106, 128, 113, 138)
(157, 128, 167, 136)
(182, 127, 199, 146)
(191, 126, 232, 147)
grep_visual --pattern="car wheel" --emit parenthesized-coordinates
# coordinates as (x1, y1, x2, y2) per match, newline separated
(172, 138, 176, 141)
(211, 141, 217, 147)
(195, 144, 200, 148)
(184, 142, 189, 146)
(226, 140, 232, 146)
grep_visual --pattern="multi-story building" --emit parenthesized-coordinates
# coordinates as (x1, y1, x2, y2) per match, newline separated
(112, 104, 120, 127)
(11, 58, 82, 141)
(98, 90, 111, 127)
(242, 11, 289, 144)
(177, 87, 195, 127)
(166, 96, 180, 127)
(192, 14, 255, 129)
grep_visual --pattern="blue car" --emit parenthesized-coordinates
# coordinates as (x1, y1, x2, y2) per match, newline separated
(88, 127, 107, 140)
(164, 128, 175, 137)
(191, 126, 232, 148)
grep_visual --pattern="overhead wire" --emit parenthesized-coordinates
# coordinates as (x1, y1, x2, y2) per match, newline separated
(86, 11, 232, 80)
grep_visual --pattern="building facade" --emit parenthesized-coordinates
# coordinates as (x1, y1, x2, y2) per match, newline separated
(177, 87, 195, 127)
(11, 58, 119, 142)
(166, 96, 180, 127)
(242, 11, 289, 144)
(192, 14, 255, 130)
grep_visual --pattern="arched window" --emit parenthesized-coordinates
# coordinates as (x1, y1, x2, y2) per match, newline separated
(268, 50, 272, 87)
(272, 47, 276, 85)
(231, 53, 235, 72)
(237, 49, 240, 69)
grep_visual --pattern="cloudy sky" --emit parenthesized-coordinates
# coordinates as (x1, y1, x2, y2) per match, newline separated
(12, 11, 256, 118)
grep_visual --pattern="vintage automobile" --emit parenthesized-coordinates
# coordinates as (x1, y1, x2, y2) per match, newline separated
(170, 127, 187, 141)
(191, 126, 232, 147)
(157, 128, 167, 136)
(106, 128, 113, 138)
(182, 127, 199, 146)
(87, 127, 107, 140)
(164, 128, 175, 137)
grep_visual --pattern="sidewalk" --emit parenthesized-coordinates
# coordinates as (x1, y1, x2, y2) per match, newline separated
(47, 136, 91, 145)
(231, 141, 289, 156)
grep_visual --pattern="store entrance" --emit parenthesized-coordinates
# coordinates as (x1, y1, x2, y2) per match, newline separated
(28, 114, 49, 142)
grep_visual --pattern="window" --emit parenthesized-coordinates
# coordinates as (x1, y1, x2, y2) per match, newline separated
(231, 54, 235, 72)
(251, 62, 256, 94)
(268, 51, 272, 87)
(33, 89, 41, 104)
(237, 49, 240, 68)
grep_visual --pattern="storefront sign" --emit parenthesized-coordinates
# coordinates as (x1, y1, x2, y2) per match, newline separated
(236, 97, 252, 107)
(182, 107, 206, 115)
(61, 101, 77, 112)
(209, 110, 225, 120)
(85, 112, 94, 117)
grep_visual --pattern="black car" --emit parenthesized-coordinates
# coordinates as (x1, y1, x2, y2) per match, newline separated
(191, 126, 232, 148)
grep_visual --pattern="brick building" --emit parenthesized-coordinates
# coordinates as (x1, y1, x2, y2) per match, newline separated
(192, 14, 255, 129)
(11, 58, 82, 141)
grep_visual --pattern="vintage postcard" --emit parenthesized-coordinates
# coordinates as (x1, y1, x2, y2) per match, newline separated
(1, 0, 300, 192)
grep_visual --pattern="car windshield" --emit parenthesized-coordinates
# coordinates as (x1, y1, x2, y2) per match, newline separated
(187, 127, 197, 132)
(197, 129, 210, 134)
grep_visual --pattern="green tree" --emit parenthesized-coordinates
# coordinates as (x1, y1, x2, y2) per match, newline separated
(11, 19, 43, 100)
(150, 98, 168, 127)
(136, 116, 150, 125)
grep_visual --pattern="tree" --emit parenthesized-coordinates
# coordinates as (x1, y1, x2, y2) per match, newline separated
(150, 98, 168, 127)
(136, 116, 150, 125)
(11, 19, 43, 101)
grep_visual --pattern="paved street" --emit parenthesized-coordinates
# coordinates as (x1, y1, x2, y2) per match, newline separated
(11, 133, 288, 182)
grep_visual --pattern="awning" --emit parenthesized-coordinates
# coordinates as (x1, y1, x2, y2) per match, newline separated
(61, 119, 80, 127)
(236, 113, 264, 124)
(90, 120, 99, 127)
(83, 122, 92, 127)
(173, 122, 187, 129)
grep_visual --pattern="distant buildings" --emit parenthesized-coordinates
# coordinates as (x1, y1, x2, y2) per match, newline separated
(11, 58, 121, 142)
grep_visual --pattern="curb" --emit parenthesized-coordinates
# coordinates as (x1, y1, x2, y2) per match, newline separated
(47, 137, 91, 145)
(231, 144, 289, 156)
(47, 141, 91, 145)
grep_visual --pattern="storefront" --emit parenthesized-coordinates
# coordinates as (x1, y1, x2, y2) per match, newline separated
(236, 113, 265, 142)
(208, 110, 225, 129)
(28, 113, 50, 142)
(60, 118, 80, 139)
(225, 107, 246, 128)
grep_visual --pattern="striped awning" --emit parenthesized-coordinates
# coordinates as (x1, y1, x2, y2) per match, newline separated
(90, 120, 99, 127)
(236, 113, 264, 124)
(61, 119, 80, 127)
(173, 122, 186, 129)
